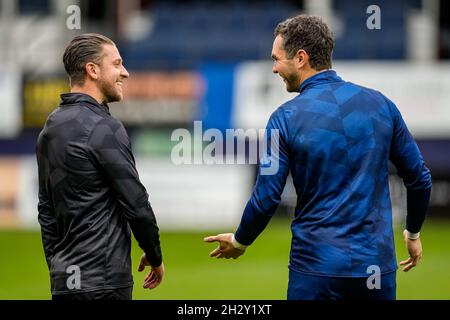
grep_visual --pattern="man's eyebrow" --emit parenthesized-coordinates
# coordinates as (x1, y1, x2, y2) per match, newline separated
(271, 54, 278, 60)
(113, 58, 123, 64)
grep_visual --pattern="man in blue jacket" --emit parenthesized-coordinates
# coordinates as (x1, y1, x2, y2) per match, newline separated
(205, 15, 432, 300)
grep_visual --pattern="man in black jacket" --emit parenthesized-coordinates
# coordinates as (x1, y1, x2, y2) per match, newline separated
(36, 33, 164, 300)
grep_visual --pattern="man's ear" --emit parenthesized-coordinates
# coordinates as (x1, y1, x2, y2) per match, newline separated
(85, 62, 100, 80)
(295, 49, 309, 69)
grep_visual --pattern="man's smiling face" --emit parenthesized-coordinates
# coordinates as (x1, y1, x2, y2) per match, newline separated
(96, 44, 130, 103)
(271, 35, 301, 93)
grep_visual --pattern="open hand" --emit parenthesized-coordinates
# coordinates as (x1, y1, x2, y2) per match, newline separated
(399, 230, 422, 272)
(204, 233, 245, 259)
(138, 254, 164, 289)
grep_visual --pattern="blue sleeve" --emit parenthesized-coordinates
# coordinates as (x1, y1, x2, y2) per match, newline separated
(388, 100, 432, 233)
(234, 108, 291, 245)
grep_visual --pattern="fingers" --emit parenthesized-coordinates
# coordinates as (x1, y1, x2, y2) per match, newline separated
(399, 257, 413, 266)
(402, 260, 416, 272)
(210, 247, 233, 259)
(205, 233, 241, 260)
(209, 247, 228, 259)
(153, 266, 164, 282)
(209, 246, 244, 259)
(144, 271, 153, 282)
(143, 271, 156, 288)
(143, 271, 162, 289)
(143, 265, 164, 289)
(209, 247, 222, 257)
(211, 251, 234, 259)
(146, 278, 161, 289)
(400, 255, 421, 272)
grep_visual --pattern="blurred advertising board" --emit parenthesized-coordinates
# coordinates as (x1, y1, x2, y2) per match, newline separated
(21, 71, 204, 128)
(0, 158, 22, 228)
(0, 70, 21, 138)
(110, 71, 205, 125)
(22, 74, 69, 128)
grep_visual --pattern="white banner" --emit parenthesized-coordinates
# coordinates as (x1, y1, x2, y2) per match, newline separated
(135, 157, 253, 230)
(233, 61, 450, 138)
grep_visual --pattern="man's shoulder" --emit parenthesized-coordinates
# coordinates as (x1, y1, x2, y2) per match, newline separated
(49, 102, 127, 141)
(275, 95, 301, 115)
(46, 102, 105, 127)
(86, 112, 129, 147)
(273, 81, 395, 124)
(88, 111, 124, 132)
(344, 81, 391, 104)
(271, 94, 312, 123)
(63, 102, 125, 135)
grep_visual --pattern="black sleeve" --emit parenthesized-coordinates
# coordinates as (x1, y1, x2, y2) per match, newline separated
(88, 119, 162, 266)
(406, 188, 431, 234)
(388, 100, 432, 234)
(36, 135, 59, 269)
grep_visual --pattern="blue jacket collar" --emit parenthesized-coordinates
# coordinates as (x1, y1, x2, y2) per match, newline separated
(299, 70, 342, 93)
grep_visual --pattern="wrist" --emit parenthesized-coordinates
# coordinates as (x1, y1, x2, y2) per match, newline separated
(405, 229, 420, 240)
(232, 234, 248, 250)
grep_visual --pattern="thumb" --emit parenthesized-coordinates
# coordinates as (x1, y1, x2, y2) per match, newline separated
(204, 235, 218, 243)
(138, 260, 145, 272)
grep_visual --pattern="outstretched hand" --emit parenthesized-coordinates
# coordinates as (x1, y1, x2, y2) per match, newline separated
(204, 233, 245, 259)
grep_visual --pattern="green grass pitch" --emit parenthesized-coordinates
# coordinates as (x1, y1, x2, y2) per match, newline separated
(0, 218, 449, 299)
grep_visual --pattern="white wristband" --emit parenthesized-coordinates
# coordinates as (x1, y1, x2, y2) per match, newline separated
(231, 234, 248, 250)
(405, 229, 420, 240)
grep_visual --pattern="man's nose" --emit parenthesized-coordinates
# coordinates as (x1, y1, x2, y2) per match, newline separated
(121, 65, 130, 78)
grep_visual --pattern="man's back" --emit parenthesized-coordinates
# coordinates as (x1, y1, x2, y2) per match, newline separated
(209, 15, 430, 300)
(237, 70, 431, 276)
(37, 93, 161, 294)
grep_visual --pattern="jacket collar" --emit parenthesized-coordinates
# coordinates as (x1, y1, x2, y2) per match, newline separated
(299, 69, 342, 93)
(60, 92, 111, 115)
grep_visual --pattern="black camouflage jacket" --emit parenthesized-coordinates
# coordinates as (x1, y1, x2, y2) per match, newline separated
(36, 93, 162, 295)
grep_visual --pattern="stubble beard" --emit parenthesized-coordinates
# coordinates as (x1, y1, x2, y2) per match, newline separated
(99, 77, 122, 103)
(282, 72, 300, 93)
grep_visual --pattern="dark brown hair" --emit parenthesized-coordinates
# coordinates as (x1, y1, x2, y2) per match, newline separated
(63, 33, 115, 86)
(274, 15, 334, 70)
